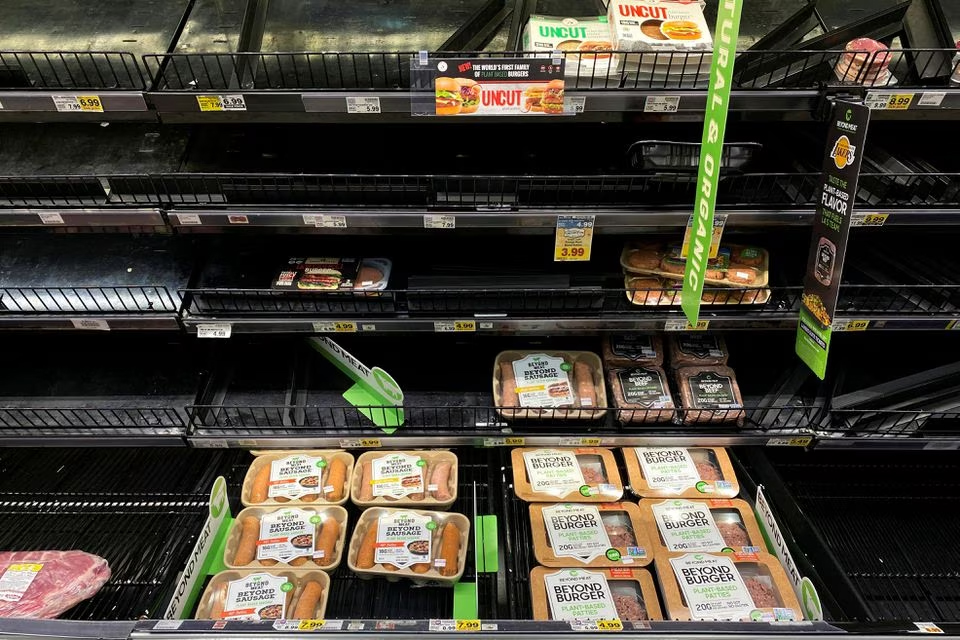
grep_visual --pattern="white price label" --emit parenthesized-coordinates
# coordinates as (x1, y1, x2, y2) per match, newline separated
(424, 214, 455, 229)
(346, 96, 381, 114)
(644, 95, 680, 113)
(152, 621, 183, 630)
(70, 318, 110, 331)
(429, 620, 456, 632)
(664, 319, 709, 331)
(361, 323, 377, 331)
(303, 214, 347, 228)
(917, 92, 946, 107)
(565, 96, 586, 113)
(913, 622, 944, 634)
(38, 212, 64, 225)
(559, 437, 602, 446)
(52, 95, 103, 112)
(175, 213, 202, 225)
(479, 321, 494, 329)
(197, 323, 232, 338)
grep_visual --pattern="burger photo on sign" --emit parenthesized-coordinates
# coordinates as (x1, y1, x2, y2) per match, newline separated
(435, 77, 464, 115)
(456, 78, 481, 114)
(523, 79, 565, 114)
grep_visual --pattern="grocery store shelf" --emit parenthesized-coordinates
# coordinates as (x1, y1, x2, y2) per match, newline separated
(0, 207, 165, 228)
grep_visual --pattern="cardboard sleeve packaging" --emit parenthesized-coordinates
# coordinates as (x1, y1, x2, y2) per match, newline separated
(513, 447, 624, 502)
(530, 501, 653, 568)
(639, 497, 766, 555)
(530, 566, 664, 621)
(623, 446, 740, 499)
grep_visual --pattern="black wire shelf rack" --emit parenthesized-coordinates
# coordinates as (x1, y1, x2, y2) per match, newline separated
(0, 285, 180, 314)
(140, 49, 960, 92)
(3, 172, 958, 210)
(0, 51, 146, 90)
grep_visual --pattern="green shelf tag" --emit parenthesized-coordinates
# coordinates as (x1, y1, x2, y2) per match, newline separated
(474, 515, 499, 573)
(453, 582, 478, 620)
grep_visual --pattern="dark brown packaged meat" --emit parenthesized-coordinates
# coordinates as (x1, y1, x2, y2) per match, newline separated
(667, 335, 728, 368)
(613, 592, 648, 621)
(675, 365, 745, 425)
(602, 334, 664, 367)
(716, 521, 751, 547)
(607, 366, 675, 424)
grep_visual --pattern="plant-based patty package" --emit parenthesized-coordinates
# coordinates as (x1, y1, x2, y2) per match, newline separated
(623, 446, 739, 498)
(603, 334, 664, 367)
(656, 552, 802, 621)
(530, 566, 663, 621)
(272, 257, 391, 292)
(640, 498, 765, 554)
(530, 501, 652, 567)
(523, 14, 618, 81)
(676, 365, 745, 425)
(513, 448, 624, 502)
(608, 365, 676, 424)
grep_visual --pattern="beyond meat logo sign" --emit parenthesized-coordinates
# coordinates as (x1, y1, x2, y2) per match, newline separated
(432, 58, 567, 116)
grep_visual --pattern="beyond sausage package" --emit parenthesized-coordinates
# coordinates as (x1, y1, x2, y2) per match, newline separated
(347, 508, 470, 585)
(351, 450, 457, 509)
(530, 566, 663, 621)
(623, 447, 739, 498)
(530, 502, 652, 568)
(494, 350, 607, 421)
(242, 450, 355, 507)
(224, 505, 348, 571)
(512, 448, 623, 502)
(656, 552, 802, 622)
(195, 569, 330, 621)
(640, 498, 765, 555)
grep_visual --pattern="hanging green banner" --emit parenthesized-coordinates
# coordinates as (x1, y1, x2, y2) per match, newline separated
(681, 0, 743, 326)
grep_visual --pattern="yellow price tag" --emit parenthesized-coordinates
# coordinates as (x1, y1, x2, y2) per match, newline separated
(665, 319, 709, 331)
(835, 319, 869, 332)
(886, 93, 913, 110)
(197, 95, 224, 111)
(359, 438, 382, 447)
(596, 619, 623, 631)
(560, 437, 602, 446)
(455, 620, 481, 631)
(853, 213, 888, 227)
(298, 620, 326, 631)
(554, 215, 595, 262)
(334, 321, 357, 332)
(948, 320, 959, 330)
(76, 95, 103, 112)
(505, 437, 525, 445)
(454, 320, 476, 332)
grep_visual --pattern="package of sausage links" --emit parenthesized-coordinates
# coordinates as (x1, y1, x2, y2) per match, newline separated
(512, 448, 623, 502)
(242, 450, 355, 507)
(530, 566, 663, 621)
(224, 505, 349, 571)
(656, 552, 802, 621)
(493, 350, 607, 421)
(347, 507, 470, 586)
(351, 450, 457, 509)
(196, 569, 330, 621)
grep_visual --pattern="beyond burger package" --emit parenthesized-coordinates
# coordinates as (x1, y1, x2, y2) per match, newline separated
(522, 15, 617, 81)
(272, 257, 392, 293)
(433, 58, 566, 116)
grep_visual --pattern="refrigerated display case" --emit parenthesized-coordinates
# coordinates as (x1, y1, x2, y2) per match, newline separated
(2, 0, 960, 638)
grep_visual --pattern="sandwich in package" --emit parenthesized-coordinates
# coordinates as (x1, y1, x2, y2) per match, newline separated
(272, 257, 391, 292)
(522, 15, 618, 82)
(608, 0, 712, 82)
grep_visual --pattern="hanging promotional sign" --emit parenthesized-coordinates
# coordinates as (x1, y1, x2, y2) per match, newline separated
(681, 0, 743, 326)
(796, 101, 870, 379)
(423, 58, 567, 116)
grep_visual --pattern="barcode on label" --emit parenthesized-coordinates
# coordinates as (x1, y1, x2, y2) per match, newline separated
(304, 214, 347, 228)
(175, 213, 202, 225)
(38, 212, 65, 225)
(424, 215, 455, 229)
(70, 318, 110, 331)
(346, 96, 381, 114)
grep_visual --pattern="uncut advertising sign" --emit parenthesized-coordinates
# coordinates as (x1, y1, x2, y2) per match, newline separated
(430, 58, 566, 116)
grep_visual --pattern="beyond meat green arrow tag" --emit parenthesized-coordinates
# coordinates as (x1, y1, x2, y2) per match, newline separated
(308, 337, 405, 432)
(681, 0, 743, 326)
